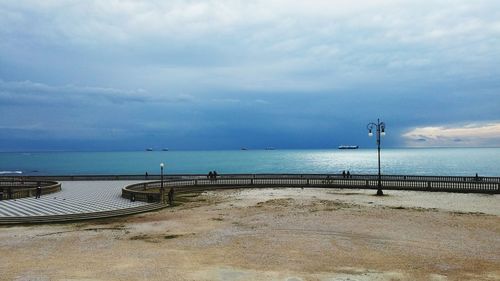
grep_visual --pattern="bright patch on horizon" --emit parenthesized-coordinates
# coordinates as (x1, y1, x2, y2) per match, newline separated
(403, 123, 500, 147)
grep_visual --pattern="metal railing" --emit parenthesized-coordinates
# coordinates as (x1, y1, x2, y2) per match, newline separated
(0, 180, 61, 200)
(122, 174, 500, 203)
(4, 173, 500, 182)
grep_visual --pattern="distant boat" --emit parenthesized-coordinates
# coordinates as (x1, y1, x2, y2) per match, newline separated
(0, 170, 22, 175)
(162, 148, 169, 151)
(146, 148, 153, 151)
(241, 147, 248, 150)
(338, 145, 359, 149)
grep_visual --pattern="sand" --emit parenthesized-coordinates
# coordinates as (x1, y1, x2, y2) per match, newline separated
(1, 188, 499, 281)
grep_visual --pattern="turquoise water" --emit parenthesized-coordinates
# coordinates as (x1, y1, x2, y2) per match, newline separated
(0, 148, 499, 176)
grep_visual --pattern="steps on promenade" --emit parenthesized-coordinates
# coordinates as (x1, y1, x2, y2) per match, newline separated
(0, 203, 166, 225)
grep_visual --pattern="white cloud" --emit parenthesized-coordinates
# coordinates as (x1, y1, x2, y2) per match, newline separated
(403, 122, 500, 147)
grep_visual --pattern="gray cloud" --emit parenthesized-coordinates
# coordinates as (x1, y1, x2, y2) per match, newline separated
(0, 1, 499, 150)
(2, 1, 499, 92)
(0, 80, 196, 105)
(0, 80, 147, 104)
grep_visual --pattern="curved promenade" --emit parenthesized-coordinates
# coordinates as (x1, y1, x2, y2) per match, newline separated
(124, 174, 500, 203)
(1, 174, 499, 224)
(0, 181, 165, 224)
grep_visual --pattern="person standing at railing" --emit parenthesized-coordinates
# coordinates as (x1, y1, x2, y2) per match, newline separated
(168, 187, 174, 206)
(36, 182, 42, 199)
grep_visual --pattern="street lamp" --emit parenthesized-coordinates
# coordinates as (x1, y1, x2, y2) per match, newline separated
(367, 118, 386, 196)
(160, 163, 165, 203)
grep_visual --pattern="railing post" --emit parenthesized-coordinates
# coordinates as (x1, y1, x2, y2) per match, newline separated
(427, 181, 431, 190)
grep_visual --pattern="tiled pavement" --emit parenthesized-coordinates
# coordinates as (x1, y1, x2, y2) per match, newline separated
(0, 181, 149, 217)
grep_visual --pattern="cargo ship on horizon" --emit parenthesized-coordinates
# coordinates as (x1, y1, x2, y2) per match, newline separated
(338, 145, 359, 149)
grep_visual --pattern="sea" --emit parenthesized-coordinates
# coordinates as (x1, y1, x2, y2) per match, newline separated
(0, 148, 499, 177)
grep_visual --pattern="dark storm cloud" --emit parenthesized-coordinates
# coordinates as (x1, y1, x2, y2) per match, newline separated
(0, 1, 499, 150)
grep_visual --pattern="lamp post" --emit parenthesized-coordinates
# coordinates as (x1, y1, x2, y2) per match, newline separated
(160, 163, 165, 203)
(367, 118, 386, 196)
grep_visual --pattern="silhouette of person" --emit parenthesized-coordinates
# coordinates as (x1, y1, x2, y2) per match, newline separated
(208, 171, 213, 180)
(347, 171, 351, 178)
(327, 175, 333, 184)
(36, 183, 42, 199)
(168, 187, 174, 206)
(342, 170, 346, 178)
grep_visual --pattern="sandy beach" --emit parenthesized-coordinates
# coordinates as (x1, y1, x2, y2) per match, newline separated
(1, 187, 499, 281)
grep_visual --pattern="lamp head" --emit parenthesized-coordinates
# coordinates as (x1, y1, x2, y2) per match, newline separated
(160, 163, 164, 168)
(368, 129, 373, 137)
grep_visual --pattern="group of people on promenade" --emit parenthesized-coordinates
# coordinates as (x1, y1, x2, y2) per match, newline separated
(207, 170, 218, 180)
(342, 170, 352, 178)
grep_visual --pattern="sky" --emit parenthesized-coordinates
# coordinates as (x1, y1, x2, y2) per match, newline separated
(1, 0, 499, 151)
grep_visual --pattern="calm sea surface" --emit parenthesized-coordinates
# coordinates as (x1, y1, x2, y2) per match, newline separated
(0, 148, 499, 176)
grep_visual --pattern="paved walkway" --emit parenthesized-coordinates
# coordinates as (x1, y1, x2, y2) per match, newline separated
(0, 181, 149, 217)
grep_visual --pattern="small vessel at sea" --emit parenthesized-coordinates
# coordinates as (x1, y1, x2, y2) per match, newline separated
(0, 170, 23, 175)
(162, 148, 169, 151)
(146, 148, 153, 151)
(241, 147, 248, 150)
(338, 145, 359, 149)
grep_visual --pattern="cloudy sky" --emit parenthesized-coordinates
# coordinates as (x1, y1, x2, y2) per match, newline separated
(1, 0, 499, 151)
